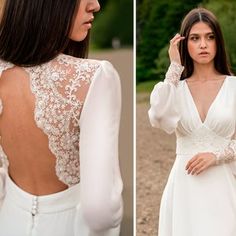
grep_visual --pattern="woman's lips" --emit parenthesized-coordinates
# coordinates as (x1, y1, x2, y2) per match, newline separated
(83, 22, 92, 29)
(199, 52, 209, 56)
(83, 18, 94, 29)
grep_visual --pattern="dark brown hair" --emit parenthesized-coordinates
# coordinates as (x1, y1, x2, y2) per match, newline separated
(0, 0, 90, 66)
(179, 7, 232, 79)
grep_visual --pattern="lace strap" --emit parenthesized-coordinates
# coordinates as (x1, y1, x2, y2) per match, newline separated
(164, 61, 184, 86)
(0, 60, 14, 76)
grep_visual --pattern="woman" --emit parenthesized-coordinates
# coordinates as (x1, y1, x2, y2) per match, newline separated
(149, 7, 236, 236)
(0, 0, 123, 236)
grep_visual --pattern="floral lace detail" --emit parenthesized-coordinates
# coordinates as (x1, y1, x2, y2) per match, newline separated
(213, 140, 236, 165)
(23, 54, 101, 186)
(176, 126, 229, 155)
(164, 61, 184, 86)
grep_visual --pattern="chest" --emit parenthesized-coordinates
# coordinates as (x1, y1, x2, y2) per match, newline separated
(186, 81, 224, 119)
(177, 78, 236, 138)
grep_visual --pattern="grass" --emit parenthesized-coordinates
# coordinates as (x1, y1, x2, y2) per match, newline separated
(136, 80, 158, 93)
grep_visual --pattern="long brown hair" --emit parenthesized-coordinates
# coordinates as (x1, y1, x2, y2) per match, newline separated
(179, 7, 232, 79)
(0, 0, 90, 66)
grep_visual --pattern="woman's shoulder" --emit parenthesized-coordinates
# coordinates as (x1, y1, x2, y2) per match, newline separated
(226, 75, 236, 82)
(224, 75, 236, 91)
(53, 53, 120, 92)
(56, 53, 116, 71)
(52, 54, 118, 82)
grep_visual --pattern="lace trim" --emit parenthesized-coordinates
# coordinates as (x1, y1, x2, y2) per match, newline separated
(24, 55, 101, 186)
(0, 55, 101, 186)
(164, 61, 184, 86)
(214, 140, 236, 165)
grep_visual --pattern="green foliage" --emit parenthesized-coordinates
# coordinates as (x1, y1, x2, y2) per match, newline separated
(154, 45, 169, 81)
(137, 0, 236, 83)
(137, 0, 202, 83)
(91, 0, 133, 48)
(204, 0, 236, 74)
(136, 80, 157, 93)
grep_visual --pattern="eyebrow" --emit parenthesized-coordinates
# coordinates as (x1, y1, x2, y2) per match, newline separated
(189, 32, 214, 36)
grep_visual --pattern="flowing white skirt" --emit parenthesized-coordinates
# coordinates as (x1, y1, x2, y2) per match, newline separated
(158, 155, 236, 236)
(0, 174, 120, 236)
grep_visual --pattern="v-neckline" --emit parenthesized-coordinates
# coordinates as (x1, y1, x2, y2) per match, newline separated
(184, 76, 228, 125)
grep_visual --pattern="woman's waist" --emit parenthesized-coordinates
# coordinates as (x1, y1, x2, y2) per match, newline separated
(4, 173, 80, 214)
(176, 134, 230, 155)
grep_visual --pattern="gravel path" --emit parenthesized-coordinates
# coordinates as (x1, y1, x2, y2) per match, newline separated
(136, 94, 176, 236)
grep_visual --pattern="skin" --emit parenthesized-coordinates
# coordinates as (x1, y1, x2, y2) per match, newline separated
(0, 0, 101, 195)
(70, 0, 100, 41)
(169, 22, 226, 175)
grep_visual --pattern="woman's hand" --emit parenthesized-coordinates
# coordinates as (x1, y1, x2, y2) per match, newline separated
(168, 33, 185, 65)
(185, 152, 217, 175)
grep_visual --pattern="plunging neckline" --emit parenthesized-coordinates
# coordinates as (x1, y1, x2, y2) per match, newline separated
(184, 76, 228, 125)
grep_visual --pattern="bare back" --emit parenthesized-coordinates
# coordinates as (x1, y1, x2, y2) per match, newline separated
(0, 54, 100, 195)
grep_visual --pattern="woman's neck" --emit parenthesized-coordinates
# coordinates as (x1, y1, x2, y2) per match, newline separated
(191, 62, 221, 81)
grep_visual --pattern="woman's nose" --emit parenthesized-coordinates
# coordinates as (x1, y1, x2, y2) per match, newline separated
(87, 0, 100, 13)
(200, 38, 207, 48)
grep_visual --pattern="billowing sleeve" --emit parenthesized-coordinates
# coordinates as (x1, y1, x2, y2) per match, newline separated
(79, 60, 123, 235)
(148, 61, 184, 134)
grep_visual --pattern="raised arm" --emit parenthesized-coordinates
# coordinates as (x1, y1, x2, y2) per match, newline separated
(148, 34, 185, 134)
(79, 61, 123, 235)
(148, 61, 184, 134)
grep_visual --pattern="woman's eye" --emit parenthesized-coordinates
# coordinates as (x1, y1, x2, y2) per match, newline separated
(190, 36, 199, 41)
(208, 34, 215, 40)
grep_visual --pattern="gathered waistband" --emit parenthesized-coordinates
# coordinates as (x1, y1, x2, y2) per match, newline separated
(5, 174, 80, 215)
(176, 127, 230, 155)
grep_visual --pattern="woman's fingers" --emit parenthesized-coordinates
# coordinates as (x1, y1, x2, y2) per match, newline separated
(170, 33, 185, 45)
(186, 156, 202, 174)
(185, 152, 216, 175)
(168, 33, 185, 64)
(186, 154, 199, 169)
(190, 162, 205, 175)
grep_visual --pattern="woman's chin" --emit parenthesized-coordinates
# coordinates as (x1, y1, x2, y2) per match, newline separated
(69, 32, 88, 42)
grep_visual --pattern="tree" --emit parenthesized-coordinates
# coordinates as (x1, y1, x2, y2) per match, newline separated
(137, 0, 202, 82)
(204, 0, 236, 73)
(91, 0, 133, 48)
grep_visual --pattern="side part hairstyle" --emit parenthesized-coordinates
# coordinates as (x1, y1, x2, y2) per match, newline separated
(179, 7, 232, 79)
(0, 0, 89, 66)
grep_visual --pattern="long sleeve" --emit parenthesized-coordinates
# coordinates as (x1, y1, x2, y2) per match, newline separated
(213, 135, 236, 165)
(79, 61, 123, 235)
(148, 62, 184, 134)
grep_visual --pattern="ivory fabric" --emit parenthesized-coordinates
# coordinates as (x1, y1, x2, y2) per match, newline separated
(149, 62, 236, 236)
(0, 54, 123, 236)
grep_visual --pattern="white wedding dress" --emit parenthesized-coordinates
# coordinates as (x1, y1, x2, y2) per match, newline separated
(0, 54, 123, 236)
(149, 62, 236, 236)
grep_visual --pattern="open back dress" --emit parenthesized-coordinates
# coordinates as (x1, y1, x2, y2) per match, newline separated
(0, 53, 123, 236)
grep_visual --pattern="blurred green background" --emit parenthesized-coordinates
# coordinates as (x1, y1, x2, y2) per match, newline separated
(137, 0, 236, 92)
(91, 0, 133, 49)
